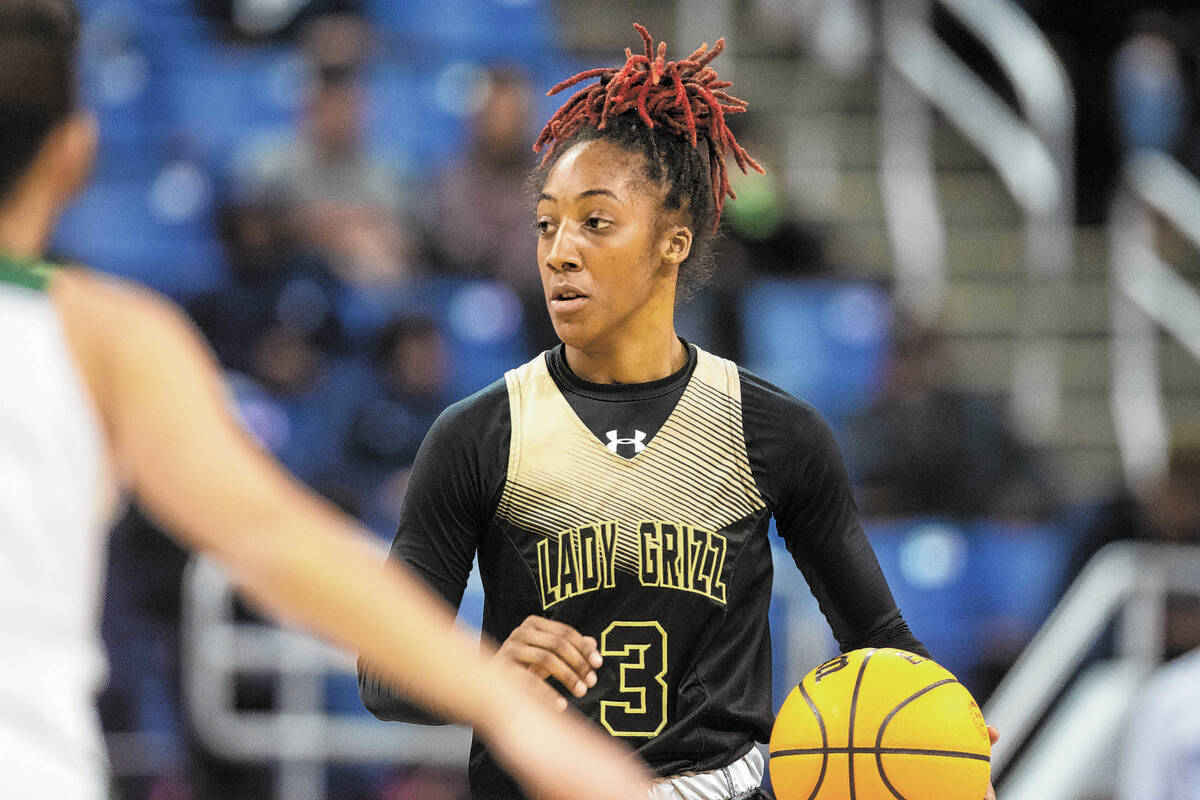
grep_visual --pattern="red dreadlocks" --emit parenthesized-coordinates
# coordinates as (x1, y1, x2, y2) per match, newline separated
(533, 23, 764, 233)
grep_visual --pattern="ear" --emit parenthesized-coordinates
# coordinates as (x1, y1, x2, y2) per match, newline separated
(660, 224, 693, 269)
(51, 112, 98, 202)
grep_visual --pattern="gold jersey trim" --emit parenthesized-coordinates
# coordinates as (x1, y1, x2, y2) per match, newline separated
(498, 347, 766, 583)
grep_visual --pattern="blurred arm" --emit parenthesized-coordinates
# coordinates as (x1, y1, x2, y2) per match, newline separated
(51, 269, 653, 800)
(52, 269, 507, 730)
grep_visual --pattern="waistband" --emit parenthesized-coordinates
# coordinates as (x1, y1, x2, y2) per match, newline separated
(650, 746, 765, 800)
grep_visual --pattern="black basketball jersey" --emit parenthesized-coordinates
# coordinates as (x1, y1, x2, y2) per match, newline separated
(360, 342, 926, 799)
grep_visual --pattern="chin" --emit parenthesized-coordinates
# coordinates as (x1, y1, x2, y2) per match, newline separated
(549, 316, 599, 351)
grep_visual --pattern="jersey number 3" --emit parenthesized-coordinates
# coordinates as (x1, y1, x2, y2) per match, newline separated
(599, 621, 668, 738)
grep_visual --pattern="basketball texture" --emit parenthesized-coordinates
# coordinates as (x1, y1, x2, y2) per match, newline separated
(768, 648, 991, 800)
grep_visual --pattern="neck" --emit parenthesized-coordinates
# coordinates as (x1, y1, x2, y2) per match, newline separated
(564, 321, 686, 385)
(0, 182, 57, 261)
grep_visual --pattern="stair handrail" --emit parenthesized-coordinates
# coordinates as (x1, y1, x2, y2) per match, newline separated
(179, 546, 830, 800)
(1109, 150, 1200, 489)
(983, 541, 1200, 776)
(878, 0, 1075, 441)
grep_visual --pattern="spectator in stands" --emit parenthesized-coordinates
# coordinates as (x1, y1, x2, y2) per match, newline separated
(846, 315, 1055, 519)
(1068, 430, 1200, 659)
(224, 322, 357, 487)
(425, 65, 536, 290)
(1118, 645, 1200, 800)
(194, 0, 364, 43)
(342, 314, 452, 533)
(239, 13, 415, 288)
(720, 116, 827, 280)
(422, 66, 557, 348)
(1112, 13, 1187, 157)
(189, 193, 344, 374)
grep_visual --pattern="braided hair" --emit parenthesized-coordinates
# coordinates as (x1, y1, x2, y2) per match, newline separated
(532, 23, 763, 298)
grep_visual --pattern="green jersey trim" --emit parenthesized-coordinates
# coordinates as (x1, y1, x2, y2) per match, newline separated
(0, 251, 57, 292)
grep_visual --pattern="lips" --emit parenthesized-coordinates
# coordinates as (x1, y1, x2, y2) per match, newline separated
(550, 284, 590, 313)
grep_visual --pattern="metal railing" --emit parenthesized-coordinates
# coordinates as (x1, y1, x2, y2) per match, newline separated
(878, 0, 1075, 442)
(983, 541, 1200, 779)
(181, 555, 474, 800)
(1109, 150, 1200, 491)
(179, 546, 831, 800)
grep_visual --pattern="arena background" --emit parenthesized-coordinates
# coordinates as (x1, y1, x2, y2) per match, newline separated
(64, 0, 1200, 798)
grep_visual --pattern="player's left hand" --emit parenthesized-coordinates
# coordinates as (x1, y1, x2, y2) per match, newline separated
(985, 725, 1000, 800)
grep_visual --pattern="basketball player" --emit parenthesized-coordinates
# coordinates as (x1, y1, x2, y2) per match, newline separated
(0, 3, 652, 799)
(1119, 644, 1200, 800)
(360, 23, 998, 800)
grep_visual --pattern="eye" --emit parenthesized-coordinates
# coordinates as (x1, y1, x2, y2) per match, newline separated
(585, 216, 612, 230)
(536, 218, 557, 235)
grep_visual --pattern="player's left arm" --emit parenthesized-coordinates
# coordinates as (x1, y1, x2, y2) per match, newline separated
(743, 378, 927, 656)
(742, 374, 998, 798)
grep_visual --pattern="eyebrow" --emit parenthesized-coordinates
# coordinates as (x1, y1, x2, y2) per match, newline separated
(538, 188, 620, 203)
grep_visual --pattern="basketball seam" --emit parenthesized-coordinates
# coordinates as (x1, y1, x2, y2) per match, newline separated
(874, 678, 989, 800)
(796, 681, 827, 800)
(846, 649, 876, 800)
(771, 747, 990, 761)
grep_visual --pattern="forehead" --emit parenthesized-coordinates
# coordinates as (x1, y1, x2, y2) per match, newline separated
(541, 139, 650, 200)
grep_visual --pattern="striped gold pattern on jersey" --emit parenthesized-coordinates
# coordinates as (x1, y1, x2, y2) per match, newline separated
(497, 348, 766, 579)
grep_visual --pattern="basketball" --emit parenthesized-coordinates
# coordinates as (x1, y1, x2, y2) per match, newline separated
(768, 648, 991, 800)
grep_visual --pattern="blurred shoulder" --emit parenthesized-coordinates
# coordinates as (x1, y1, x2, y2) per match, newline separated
(50, 267, 198, 346)
(50, 267, 214, 418)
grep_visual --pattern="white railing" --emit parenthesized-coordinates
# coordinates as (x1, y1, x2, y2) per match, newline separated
(878, 0, 1075, 442)
(181, 555, 474, 800)
(180, 546, 830, 800)
(1109, 150, 1200, 491)
(984, 541, 1200, 779)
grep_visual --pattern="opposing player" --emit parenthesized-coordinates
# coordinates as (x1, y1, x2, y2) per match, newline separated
(0, 3, 652, 799)
(361, 23, 999, 799)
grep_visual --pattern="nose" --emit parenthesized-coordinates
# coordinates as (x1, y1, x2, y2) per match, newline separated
(544, 227, 582, 273)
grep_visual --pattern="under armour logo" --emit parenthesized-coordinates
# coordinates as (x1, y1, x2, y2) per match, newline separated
(605, 429, 647, 454)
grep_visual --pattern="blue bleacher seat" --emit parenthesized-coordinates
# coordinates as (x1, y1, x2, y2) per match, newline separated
(366, 0, 551, 57)
(971, 520, 1072, 639)
(863, 517, 1074, 691)
(52, 174, 223, 298)
(867, 519, 981, 681)
(159, 44, 303, 170)
(365, 63, 465, 168)
(740, 278, 891, 430)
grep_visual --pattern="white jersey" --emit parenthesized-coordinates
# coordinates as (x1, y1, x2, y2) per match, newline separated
(0, 269, 115, 800)
(1119, 647, 1200, 800)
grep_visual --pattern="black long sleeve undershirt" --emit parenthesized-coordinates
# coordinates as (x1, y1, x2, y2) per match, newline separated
(738, 367, 928, 659)
(359, 353, 927, 732)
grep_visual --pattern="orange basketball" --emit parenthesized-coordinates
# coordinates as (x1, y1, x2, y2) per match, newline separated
(768, 648, 991, 800)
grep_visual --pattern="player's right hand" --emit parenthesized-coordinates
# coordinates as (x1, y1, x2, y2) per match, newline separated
(480, 691, 653, 800)
(496, 615, 602, 699)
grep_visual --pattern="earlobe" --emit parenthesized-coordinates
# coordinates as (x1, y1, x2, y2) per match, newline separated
(60, 113, 99, 198)
(663, 227, 693, 266)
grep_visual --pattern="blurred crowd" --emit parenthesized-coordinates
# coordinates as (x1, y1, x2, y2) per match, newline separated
(74, 2, 1200, 800)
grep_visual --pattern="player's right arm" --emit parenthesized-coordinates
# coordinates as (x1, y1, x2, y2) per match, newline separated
(51, 269, 651, 800)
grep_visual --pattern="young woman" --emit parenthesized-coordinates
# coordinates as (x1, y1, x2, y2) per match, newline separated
(361, 24, 997, 800)
(0, 4, 648, 799)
